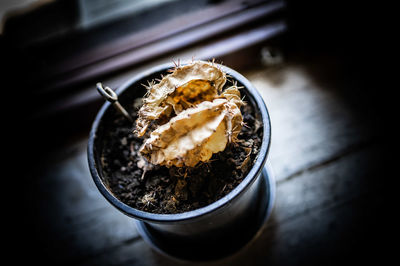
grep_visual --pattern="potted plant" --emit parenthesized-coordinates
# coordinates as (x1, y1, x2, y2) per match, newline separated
(87, 60, 275, 261)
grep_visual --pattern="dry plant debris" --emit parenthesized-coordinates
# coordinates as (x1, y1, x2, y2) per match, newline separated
(135, 60, 244, 167)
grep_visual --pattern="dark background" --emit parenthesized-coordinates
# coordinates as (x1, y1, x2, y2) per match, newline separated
(1, 0, 392, 265)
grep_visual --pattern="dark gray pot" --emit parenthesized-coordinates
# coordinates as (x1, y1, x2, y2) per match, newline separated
(87, 63, 275, 261)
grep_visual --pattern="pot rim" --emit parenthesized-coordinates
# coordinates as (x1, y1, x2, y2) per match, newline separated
(88, 62, 271, 223)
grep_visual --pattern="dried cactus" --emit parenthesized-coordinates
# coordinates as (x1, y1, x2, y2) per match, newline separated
(135, 61, 226, 137)
(135, 60, 244, 167)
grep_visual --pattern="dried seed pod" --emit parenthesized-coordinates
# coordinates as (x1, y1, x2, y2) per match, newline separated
(135, 61, 243, 167)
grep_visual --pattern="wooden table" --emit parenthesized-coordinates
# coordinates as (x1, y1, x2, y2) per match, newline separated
(23, 56, 387, 265)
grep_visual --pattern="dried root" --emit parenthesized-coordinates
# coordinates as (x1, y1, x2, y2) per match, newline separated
(135, 60, 244, 167)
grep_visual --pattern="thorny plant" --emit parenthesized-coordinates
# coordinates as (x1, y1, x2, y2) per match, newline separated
(134, 60, 245, 168)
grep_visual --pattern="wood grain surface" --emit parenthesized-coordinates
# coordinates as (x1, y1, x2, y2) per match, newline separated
(20, 57, 387, 265)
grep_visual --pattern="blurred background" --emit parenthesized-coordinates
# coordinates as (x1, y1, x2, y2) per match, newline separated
(1, 0, 382, 150)
(1, 0, 390, 265)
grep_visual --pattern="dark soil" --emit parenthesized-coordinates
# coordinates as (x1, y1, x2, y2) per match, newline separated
(101, 93, 262, 214)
